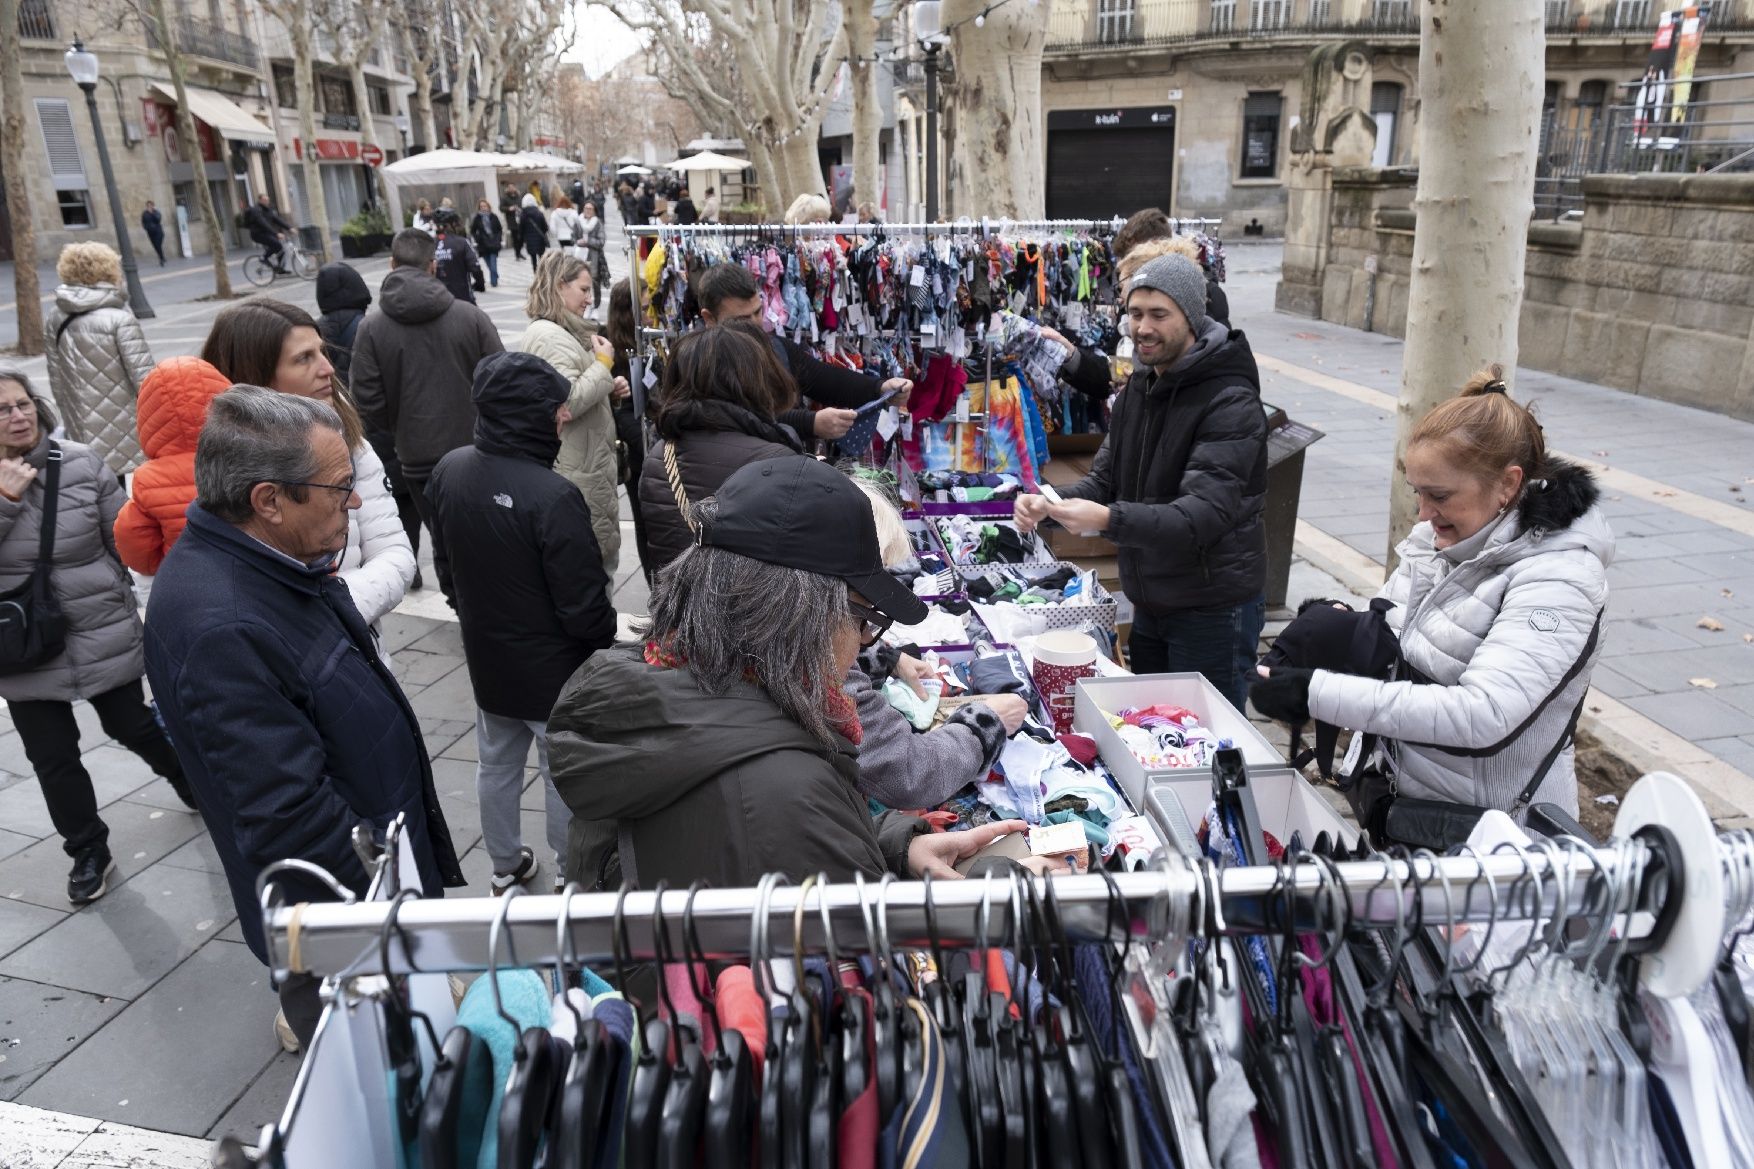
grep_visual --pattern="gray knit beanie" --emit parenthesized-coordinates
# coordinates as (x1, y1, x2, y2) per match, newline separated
(1127, 253, 1208, 334)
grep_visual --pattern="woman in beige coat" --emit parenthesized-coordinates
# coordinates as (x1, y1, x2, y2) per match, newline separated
(43, 242, 154, 478)
(516, 251, 623, 574)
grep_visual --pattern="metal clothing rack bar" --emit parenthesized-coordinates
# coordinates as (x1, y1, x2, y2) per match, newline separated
(263, 844, 1661, 982)
(624, 217, 1223, 239)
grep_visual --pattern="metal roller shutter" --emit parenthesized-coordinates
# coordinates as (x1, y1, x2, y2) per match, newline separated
(1045, 126, 1174, 220)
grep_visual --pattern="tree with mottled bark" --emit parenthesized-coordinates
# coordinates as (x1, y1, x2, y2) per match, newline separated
(314, 0, 392, 207)
(391, 0, 443, 150)
(258, 0, 333, 259)
(845, 0, 883, 213)
(1, 0, 44, 353)
(1387, 0, 1542, 562)
(942, 0, 1050, 219)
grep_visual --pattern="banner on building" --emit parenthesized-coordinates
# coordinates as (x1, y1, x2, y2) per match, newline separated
(1669, 5, 1711, 123)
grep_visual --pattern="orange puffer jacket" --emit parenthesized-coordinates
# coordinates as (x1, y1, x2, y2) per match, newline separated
(113, 357, 230, 575)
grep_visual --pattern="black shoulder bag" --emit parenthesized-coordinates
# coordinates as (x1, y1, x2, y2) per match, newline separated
(0, 443, 69, 674)
(1374, 609, 1605, 850)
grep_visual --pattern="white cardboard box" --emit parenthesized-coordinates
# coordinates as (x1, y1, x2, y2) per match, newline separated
(1143, 768, 1356, 856)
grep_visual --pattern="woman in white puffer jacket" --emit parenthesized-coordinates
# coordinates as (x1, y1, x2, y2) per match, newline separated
(1250, 366, 1613, 818)
(200, 298, 415, 628)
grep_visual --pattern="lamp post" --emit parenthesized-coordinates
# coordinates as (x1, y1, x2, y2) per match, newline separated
(64, 41, 154, 318)
(914, 3, 946, 222)
(393, 113, 410, 156)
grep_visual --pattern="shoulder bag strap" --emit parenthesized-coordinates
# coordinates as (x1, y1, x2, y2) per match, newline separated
(1510, 610, 1605, 814)
(36, 442, 63, 566)
(662, 441, 698, 535)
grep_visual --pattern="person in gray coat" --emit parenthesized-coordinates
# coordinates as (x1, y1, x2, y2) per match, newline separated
(0, 370, 192, 906)
(1251, 367, 1614, 820)
(42, 242, 154, 479)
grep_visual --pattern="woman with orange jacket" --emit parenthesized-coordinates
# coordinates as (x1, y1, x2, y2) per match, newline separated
(113, 357, 231, 580)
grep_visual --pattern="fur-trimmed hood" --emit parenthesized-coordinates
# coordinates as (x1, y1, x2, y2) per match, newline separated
(1518, 456, 1600, 535)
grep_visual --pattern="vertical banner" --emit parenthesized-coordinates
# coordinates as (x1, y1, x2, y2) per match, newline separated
(1635, 11, 1678, 134)
(1669, 6, 1711, 124)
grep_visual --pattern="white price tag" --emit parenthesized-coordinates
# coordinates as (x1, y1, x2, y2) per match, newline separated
(877, 407, 900, 441)
(642, 364, 659, 389)
(848, 302, 864, 327)
(955, 395, 970, 424)
(902, 415, 915, 440)
(909, 265, 926, 288)
(920, 320, 936, 337)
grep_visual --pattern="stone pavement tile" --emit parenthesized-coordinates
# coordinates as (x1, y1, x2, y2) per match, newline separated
(1310, 513, 1388, 539)
(216, 920, 244, 945)
(0, 828, 37, 863)
(0, 784, 60, 840)
(1606, 557, 1713, 589)
(1606, 645, 1754, 694)
(158, 833, 223, 876)
(205, 1051, 300, 1142)
(406, 622, 464, 658)
(0, 801, 206, 911)
(379, 612, 445, 654)
(81, 744, 187, 813)
(1608, 534, 1696, 562)
(60, 1118, 213, 1168)
(417, 717, 474, 748)
(1599, 617, 1702, 657)
(395, 649, 467, 689)
(410, 664, 477, 724)
(19, 939, 279, 1136)
(1698, 736, 1754, 778)
(1646, 611, 1754, 648)
(1607, 582, 1740, 622)
(0, 976, 127, 1102)
(1588, 664, 1653, 700)
(520, 769, 556, 811)
(1626, 690, 1754, 742)
(1674, 551, 1754, 580)
(1709, 684, 1754, 720)
(0, 862, 235, 999)
(0, 1099, 99, 1165)
(0, 900, 65, 962)
(439, 727, 481, 763)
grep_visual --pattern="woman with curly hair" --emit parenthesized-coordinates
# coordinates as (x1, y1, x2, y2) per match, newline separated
(43, 242, 154, 479)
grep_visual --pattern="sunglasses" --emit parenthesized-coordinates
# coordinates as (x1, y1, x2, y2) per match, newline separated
(847, 598, 894, 648)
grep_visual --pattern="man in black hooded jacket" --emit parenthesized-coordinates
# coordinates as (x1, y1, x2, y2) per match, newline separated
(1016, 252, 1267, 712)
(425, 351, 617, 893)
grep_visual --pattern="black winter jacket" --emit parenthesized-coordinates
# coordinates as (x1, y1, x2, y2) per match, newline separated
(551, 644, 929, 891)
(1060, 320, 1267, 614)
(350, 267, 504, 480)
(427, 353, 617, 722)
(519, 205, 550, 255)
(471, 210, 504, 256)
(432, 230, 482, 304)
(315, 263, 372, 388)
(638, 399, 805, 571)
(1063, 276, 1232, 400)
(144, 504, 465, 960)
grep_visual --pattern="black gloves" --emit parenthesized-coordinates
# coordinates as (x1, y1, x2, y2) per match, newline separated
(1250, 667, 1315, 723)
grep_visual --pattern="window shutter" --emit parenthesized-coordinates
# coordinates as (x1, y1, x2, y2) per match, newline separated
(35, 99, 88, 191)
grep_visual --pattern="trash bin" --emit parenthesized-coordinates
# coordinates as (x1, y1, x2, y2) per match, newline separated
(1261, 403, 1324, 610)
(297, 225, 323, 253)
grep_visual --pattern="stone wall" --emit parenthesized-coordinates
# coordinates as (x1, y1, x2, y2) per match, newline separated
(1281, 170, 1754, 418)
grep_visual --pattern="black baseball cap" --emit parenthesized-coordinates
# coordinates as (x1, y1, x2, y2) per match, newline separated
(700, 457, 929, 626)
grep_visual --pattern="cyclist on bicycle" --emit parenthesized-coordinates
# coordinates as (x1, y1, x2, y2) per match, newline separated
(243, 194, 293, 273)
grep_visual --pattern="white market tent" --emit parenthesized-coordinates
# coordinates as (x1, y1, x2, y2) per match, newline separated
(659, 150, 751, 173)
(381, 148, 583, 227)
(617, 164, 653, 176)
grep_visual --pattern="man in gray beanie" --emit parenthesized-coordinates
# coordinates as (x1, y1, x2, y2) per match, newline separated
(1014, 251, 1269, 712)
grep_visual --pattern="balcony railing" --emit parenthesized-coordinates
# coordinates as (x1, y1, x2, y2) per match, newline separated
(16, 0, 55, 40)
(147, 15, 259, 70)
(323, 113, 361, 130)
(1047, 0, 1753, 51)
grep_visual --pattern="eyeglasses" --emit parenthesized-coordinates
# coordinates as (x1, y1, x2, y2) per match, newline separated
(277, 478, 357, 503)
(0, 402, 36, 417)
(847, 598, 894, 648)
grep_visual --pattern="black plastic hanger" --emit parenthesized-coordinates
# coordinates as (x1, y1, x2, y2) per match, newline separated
(550, 882, 614, 1169)
(682, 883, 755, 1169)
(959, 874, 1001, 1166)
(752, 873, 790, 1169)
(797, 875, 838, 1169)
(1040, 876, 1110, 1164)
(655, 883, 710, 1169)
(1090, 871, 1142, 1166)
(489, 887, 562, 1169)
(376, 889, 432, 1157)
(621, 881, 673, 1169)
(855, 871, 898, 1119)
(920, 874, 971, 1134)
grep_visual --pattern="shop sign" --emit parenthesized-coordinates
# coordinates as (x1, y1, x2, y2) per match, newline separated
(1046, 107, 1176, 132)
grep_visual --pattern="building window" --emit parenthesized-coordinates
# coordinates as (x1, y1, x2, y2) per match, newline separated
(34, 98, 94, 227)
(369, 83, 393, 116)
(1250, 0, 1290, 31)
(1614, 0, 1652, 29)
(320, 74, 355, 117)
(1544, 0, 1569, 26)
(1210, 0, 1236, 34)
(1096, 0, 1136, 43)
(1309, 0, 1332, 24)
(273, 64, 297, 108)
(1370, 81, 1402, 167)
(1576, 79, 1609, 128)
(1371, 0, 1412, 27)
(16, 0, 55, 39)
(1240, 91, 1282, 178)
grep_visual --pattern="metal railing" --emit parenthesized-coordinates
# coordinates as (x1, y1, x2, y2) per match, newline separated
(16, 0, 54, 40)
(1528, 72, 1754, 191)
(147, 15, 259, 69)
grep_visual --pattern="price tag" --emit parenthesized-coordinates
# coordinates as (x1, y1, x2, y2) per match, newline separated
(877, 407, 900, 441)
(920, 320, 936, 337)
(909, 264, 926, 288)
(848, 302, 864, 328)
(901, 415, 914, 440)
(642, 364, 659, 389)
(955, 395, 970, 424)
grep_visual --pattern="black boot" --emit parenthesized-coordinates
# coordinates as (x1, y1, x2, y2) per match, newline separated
(68, 845, 113, 905)
(165, 770, 198, 811)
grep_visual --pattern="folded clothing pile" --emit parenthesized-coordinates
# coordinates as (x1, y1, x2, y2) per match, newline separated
(1108, 703, 1220, 770)
(935, 515, 1048, 566)
(881, 599, 987, 650)
(916, 471, 1023, 505)
(889, 524, 956, 597)
(964, 563, 1093, 607)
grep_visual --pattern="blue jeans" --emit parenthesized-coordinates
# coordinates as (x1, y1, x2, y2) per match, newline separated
(482, 250, 499, 286)
(1126, 594, 1267, 714)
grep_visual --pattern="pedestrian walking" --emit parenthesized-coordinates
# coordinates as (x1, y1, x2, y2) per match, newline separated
(501, 184, 524, 261)
(672, 187, 699, 226)
(548, 195, 582, 260)
(201, 297, 416, 628)
(316, 263, 425, 592)
(350, 230, 505, 605)
(111, 357, 232, 584)
(701, 186, 720, 224)
(517, 252, 621, 575)
(518, 194, 550, 272)
(145, 385, 463, 1051)
(604, 279, 651, 579)
(426, 351, 616, 894)
(411, 199, 437, 236)
(140, 201, 166, 265)
(42, 242, 153, 480)
(0, 369, 195, 906)
(470, 198, 504, 289)
(432, 210, 484, 305)
(577, 199, 607, 311)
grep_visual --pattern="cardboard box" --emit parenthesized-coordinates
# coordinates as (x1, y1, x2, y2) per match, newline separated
(1143, 769, 1356, 856)
(1048, 432, 1105, 456)
(1045, 526, 1116, 561)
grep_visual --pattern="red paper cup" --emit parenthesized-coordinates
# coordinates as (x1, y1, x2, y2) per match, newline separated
(1031, 630, 1098, 735)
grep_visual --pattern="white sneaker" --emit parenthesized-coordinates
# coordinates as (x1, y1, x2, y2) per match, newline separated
(274, 1009, 300, 1053)
(491, 846, 536, 895)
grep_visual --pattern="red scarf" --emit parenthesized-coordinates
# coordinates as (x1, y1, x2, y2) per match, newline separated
(643, 640, 863, 746)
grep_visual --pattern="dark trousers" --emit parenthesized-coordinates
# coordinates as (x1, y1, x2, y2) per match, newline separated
(9, 679, 186, 858)
(278, 972, 325, 1049)
(394, 487, 422, 561)
(482, 250, 499, 286)
(1126, 594, 1267, 714)
(613, 405, 652, 583)
(403, 474, 453, 605)
(146, 233, 165, 264)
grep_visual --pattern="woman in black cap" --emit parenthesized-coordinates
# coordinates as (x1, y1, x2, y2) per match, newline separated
(550, 456, 1045, 890)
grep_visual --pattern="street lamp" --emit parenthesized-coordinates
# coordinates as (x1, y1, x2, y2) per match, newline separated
(914, 2, 946, 222)
(393, 113, 410, 154)
(64, 40, 153, 318)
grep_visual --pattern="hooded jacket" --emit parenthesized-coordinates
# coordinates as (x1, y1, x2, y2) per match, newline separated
(550, 645, 929, 891)
(112, 357, 230, 575)
(519, 203, 550, 255)
(1059, 319, 1267, 614)
(43, 284, 154, 476)
(1308, 460, 1613, 816)
(638, 399, 805, 572)
(516, 317, 621, 572)
(315, 264, 372, 389)
(426, 352, 617, 722)
(433, 230, 481, 304)
(145, 504, 465, 960)
(0, 432, 144, 703)
(350, 266, 504, 481)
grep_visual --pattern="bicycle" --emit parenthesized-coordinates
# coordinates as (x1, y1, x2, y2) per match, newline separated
(242, 241, 320, 287)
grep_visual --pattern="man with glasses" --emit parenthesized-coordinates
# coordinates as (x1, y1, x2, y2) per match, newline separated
(144, 386, 464, 1054)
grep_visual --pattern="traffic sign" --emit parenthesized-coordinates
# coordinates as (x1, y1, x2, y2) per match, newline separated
(361, 143, 384, 167)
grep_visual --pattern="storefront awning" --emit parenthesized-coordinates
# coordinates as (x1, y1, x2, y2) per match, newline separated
(150, 82, 276, 143)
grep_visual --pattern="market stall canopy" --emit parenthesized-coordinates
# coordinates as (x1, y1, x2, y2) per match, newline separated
(383, 148, 513, 173)
(617, 164, 653, 175)
(659, 151, 751, 172)
(149, 82, 275, 143)
(502, 151, 584, 173)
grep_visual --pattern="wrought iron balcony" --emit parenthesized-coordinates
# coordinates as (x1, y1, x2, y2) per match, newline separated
(147, 15, 260, 70)
(323, 113, 361, 131)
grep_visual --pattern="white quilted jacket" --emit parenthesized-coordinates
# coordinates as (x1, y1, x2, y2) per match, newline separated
(44, 284, 153, 476)
(1308, 461, 1613, 816)
(339, 441, 415, 626)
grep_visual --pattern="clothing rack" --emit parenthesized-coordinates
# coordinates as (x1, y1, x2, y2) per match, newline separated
(260, 838, 1680, 983)
(623, 217, 1223, 238)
